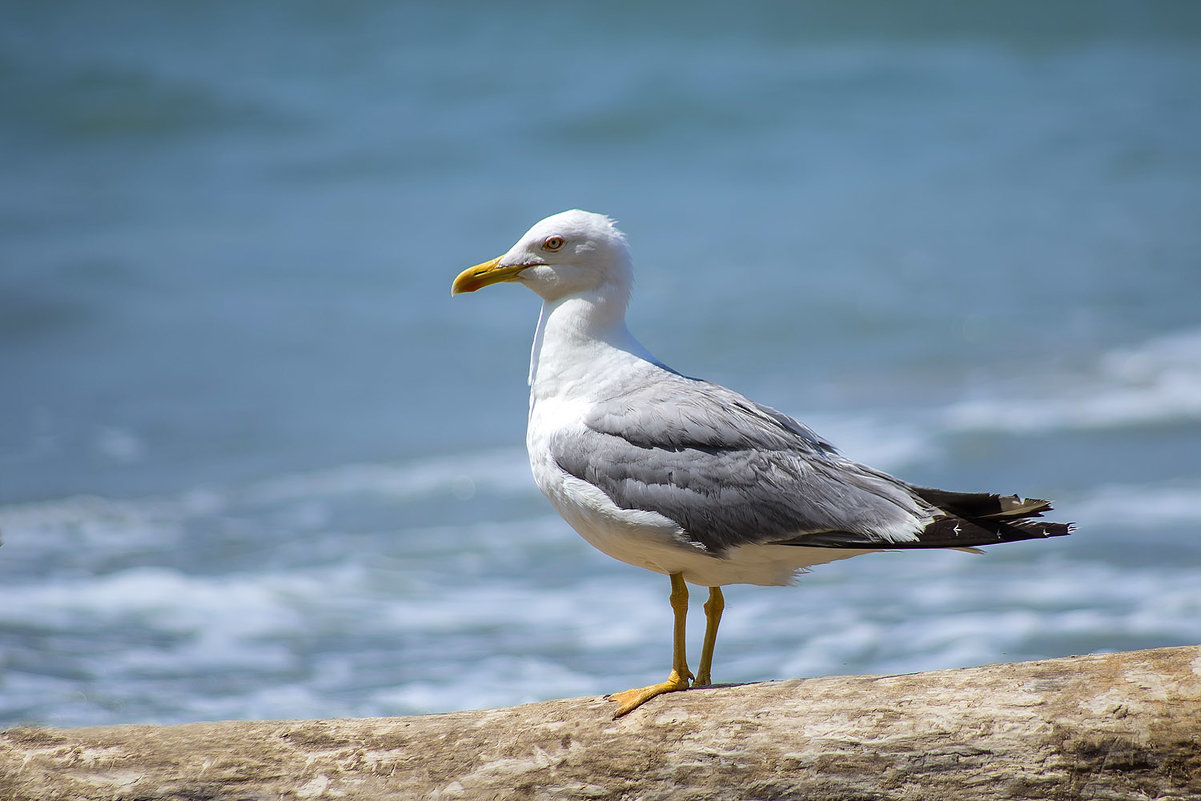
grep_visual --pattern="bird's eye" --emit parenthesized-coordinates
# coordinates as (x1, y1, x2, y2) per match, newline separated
(542, 236, 565, 251)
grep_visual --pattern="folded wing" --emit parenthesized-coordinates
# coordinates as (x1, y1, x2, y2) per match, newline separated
(550, 368, 1071, 555)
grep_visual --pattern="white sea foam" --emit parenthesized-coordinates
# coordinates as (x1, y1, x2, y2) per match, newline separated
(0, 566, 312, 641)
(0, 447, 536, 558)
(943, 328, 1201, 433)
(3, 509, 1197, 727)
(738, 552, 1201, 681)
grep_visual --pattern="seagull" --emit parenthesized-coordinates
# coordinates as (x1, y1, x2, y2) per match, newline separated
(451, 209, 1071, 718)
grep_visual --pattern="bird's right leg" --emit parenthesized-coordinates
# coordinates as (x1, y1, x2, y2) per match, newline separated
(608, 572, 692, 717)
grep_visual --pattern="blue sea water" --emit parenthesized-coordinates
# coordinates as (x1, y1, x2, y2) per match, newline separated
(2, 1, 1200, 727)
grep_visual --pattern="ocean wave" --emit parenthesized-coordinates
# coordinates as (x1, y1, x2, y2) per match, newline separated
(0, 447, 535, 557)
(1067, 479, 1201, 528)
(943, 327, 1201, 433)
(0, 565, 320, 641)
(2, 517, 1197, 727)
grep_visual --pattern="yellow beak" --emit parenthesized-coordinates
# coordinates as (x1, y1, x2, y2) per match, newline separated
(451, 256, 527, 296)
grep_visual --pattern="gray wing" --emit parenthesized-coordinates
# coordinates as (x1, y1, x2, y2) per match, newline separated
(549, 369, 932, 554)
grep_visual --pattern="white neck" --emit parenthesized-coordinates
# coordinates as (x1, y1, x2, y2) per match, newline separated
(528, 288, 657, 404)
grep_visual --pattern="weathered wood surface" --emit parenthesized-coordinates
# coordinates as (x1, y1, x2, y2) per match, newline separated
(2, 645, 1199, 801)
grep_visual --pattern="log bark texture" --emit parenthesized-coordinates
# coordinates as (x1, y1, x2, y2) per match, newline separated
(2, 645, 1199, 801)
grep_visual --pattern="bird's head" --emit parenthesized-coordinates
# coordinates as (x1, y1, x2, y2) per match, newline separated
(452, 210, 633, 305)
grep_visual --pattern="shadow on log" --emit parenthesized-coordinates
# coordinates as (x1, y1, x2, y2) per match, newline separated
(2, 645, 1199, 801)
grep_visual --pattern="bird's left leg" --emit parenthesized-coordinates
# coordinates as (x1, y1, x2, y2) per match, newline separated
(609, 572, 692, 717)
(694, 585, 724, 687)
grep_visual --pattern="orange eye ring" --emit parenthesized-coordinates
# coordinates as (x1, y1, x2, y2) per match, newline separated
(543, 236, 565, 251)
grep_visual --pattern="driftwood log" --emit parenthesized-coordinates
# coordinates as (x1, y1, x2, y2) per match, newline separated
(2, 645, 1198, 801)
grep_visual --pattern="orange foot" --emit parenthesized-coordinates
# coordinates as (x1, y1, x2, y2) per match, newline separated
(608, 669, 691, 718)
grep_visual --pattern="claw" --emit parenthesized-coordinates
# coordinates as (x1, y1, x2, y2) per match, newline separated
(609, 669, 691, 717)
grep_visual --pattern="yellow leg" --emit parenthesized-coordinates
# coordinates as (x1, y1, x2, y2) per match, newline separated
(609, 573, 692, 717)
(694, 586, 724, 687)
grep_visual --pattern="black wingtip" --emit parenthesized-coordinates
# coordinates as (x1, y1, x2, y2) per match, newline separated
(792, 507, 1074, 551)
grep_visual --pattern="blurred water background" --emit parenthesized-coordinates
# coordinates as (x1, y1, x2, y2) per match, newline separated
(2, 1, 1200, 727)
